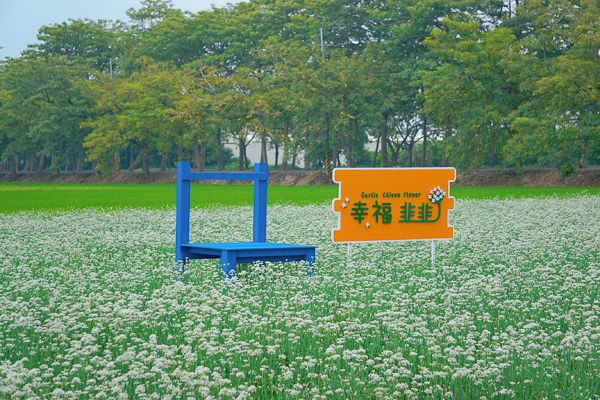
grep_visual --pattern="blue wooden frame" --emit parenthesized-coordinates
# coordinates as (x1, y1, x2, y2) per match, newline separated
(175, 162, 316, 278)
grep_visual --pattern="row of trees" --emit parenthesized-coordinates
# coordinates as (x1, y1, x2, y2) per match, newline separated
(1, 0, 599, 176)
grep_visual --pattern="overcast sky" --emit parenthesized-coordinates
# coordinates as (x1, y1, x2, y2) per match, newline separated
(0, 0, 240, 60)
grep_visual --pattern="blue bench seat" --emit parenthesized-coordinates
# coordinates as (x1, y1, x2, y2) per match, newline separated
(181, 242, 316, 277)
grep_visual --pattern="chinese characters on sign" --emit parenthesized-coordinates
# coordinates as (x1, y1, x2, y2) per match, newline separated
(332, 168, 456, 243)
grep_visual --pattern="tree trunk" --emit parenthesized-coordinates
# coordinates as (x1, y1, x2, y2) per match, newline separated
(23, 157, 31, 173)
(281, 120, 290, 171)
(407, 142, 414, 167)
(52, 153, 59, 174)
(281, 147, 288, 171)
(488, 144, 495, 167)
(238, 141, 246, 171)
(422, 118, 427, 167)
(344, 119, 359, 168)
(217, 128, 224, 171)
(38, 153, 45, 172)
(291, 152, 296, 170)
(372, 133, 381, 168)
(142, 150, 150, 176)
(128, 151, 143, 172)
(344, 145, 354, 167)
(281, 149, 288, 171)
(323, 115, 330, 173)
(260, 135, 268, 164)
(193, 135, 201, 172)
(441, 115, 452, 167)
(332, 148, 338, 170)
(130, 144, 135, 168)
(391, 144, 400, 167)
(380, 121, 388, 167)
(304, 136, 310, 170)
(274, 142, 279, 168)
(160, 154, 167, 172)
(76, 158, 82, 172)
(10, 154, 18, 174)
(199, 141, 206, 172)
(581, 137, 589, 168)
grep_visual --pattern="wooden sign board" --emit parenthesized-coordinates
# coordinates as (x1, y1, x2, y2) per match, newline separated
(332, 168, 456, 243)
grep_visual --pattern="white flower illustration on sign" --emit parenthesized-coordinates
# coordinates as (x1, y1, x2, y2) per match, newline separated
(428, 186, 446, 204)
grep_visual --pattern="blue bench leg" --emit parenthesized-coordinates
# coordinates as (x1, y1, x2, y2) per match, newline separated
(306, 249, 316, 276)
(175, 248, 188, 278)
(221, 251, 237, 280)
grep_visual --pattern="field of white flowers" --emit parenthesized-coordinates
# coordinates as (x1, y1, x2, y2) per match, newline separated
(0, 196, 599, 400)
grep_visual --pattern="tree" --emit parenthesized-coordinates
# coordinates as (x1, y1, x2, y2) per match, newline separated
(84, 58, 181, 175)
(0, 57, 92, 173)
(502, 0, 600, 173)
(420, 18, 521, 171)
(25, 19, 120, 73)
(175, 63, 241, 171)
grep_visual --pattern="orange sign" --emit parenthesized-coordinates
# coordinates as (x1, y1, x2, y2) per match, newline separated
(332, 168, 456, 243)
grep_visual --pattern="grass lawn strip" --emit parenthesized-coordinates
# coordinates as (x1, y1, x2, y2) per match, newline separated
(0, 183, 599, 214)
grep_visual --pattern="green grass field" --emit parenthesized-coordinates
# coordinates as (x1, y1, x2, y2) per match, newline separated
(0, 182, 598, 214)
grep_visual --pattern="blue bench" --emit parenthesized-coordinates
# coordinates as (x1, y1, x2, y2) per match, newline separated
(175, 162, 317, 278)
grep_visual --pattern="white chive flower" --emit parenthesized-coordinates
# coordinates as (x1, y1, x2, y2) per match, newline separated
(429, 186, 445, 203)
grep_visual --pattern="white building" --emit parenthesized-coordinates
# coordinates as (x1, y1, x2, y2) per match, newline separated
(225, 141, 379, 167)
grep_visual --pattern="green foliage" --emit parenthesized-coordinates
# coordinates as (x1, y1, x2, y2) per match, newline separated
(500, 0, 600, 174)
(421, 19, 521, 170)
(0, 57, 92, 170)
(83, 57, 182, 174)
(25, 18, 120, 72)
(1, 0, 598, 174)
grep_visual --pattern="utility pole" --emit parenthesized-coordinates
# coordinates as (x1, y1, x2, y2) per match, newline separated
(109, 58, 119, 173)
(320, 28, 333, 177)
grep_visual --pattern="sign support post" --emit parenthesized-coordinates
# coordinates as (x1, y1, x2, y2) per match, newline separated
(347, 243, 352, 265)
